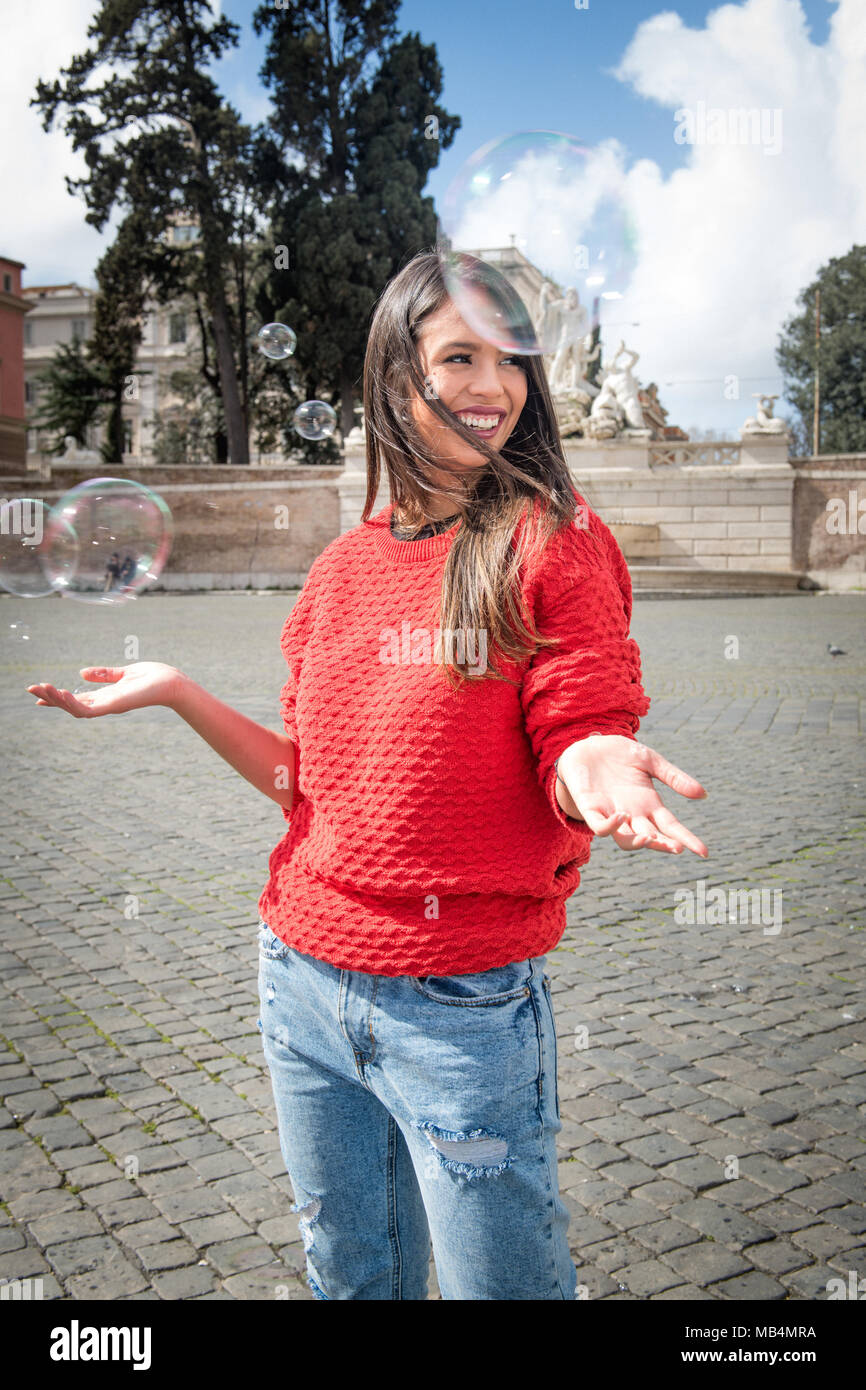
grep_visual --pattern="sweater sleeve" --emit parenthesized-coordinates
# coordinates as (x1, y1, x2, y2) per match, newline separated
(276, 570, 319, 824)
(519, 507, 651, 831)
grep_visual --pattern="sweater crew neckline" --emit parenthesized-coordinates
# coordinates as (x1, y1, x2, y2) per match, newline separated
(371, 503, 461, 563)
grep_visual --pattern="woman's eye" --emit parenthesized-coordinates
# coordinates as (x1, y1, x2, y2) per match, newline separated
(444, 354, 523, 366)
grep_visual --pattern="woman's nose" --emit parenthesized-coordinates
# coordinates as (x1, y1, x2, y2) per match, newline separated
(468, 360, 507, 396)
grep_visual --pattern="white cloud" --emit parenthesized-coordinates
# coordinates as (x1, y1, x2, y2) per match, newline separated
(0, 0, 264, 289)
(610, 0, 865, 433)
(448, 0, 864, 435)
(0, 0, 122, 287)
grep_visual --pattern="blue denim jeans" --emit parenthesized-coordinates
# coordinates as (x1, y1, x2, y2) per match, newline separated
(256, 917, 577, 1300)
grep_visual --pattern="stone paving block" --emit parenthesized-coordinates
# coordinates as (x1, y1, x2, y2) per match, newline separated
(116, 1216, 178, 1248)
(657, 1155, 730, 1191)
(750, 1198, 822, 1235)
(572, 1265, 622, 1300)
(715, 1270, 788, 1300)
(205, 1235, 276, 1277)
(63, 1159, 123, 1189)
(213, 1172, 289, 1224)
(749, 1238, 814, 1276)
(789, 1223, 862, 1261)
(631, 1217, 705, 1256)
(621, 1133, 694, 1168)
(137, 1240, 201, 1272)
(597, 1158, 659, 1188)
(0, 1225, 27, 1254)
(79, 1180, 140, 1208)
(617, 1259, 687, 1297)
(785, 1178, 854, 1214)
(668, 1198, 775, 1249)
(595, 1196, 664, 1232)
(661, 1242, 752, 1285)
(219, 1260, 307, 1299)
(96, 1196, 159, 1227)
(178, 1212, 251, 1246)
(781, 1264, 841, 1299)
(654, 1282, 716, 1300)
(28, 1209, 104, 1246)
(581, 1232, 648, 1274)
(188, 1149, 254, 1182)
(8, 1187, 82, 1221)
(44, 1233, 132, 1279)
(0, 1247, 53, 1280)
(827, 1205, 866, 1234)
(151, 1264, 217, 1298)
(736, 1154, 811, 1194)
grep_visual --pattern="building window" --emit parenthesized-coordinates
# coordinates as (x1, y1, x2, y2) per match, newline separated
(3, 274, 11, 292)
(24, 321, 32, 346)
(169, 313, 187, 344)
(25, 381, 33, 405)
(122, 420, 134, 454)
(71, 319, 86, 342)
(174, 224, 199, 244)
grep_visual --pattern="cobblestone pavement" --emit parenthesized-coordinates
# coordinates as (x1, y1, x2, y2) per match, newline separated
(1, 591, 864, 1301)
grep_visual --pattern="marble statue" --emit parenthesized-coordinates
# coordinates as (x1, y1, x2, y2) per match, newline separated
(344, 409, 366, 449)
(741, 393, 787, 434)
(59, 435, 101, 464)
(547, 289, 601, 400)
(586, 341, 647, 439)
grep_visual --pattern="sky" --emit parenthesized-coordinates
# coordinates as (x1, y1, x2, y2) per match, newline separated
(1, 0, 861, 436)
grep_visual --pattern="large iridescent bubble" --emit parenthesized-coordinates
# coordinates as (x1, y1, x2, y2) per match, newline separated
(438, 130, 639, 354)
(40, 477, 173, 605)
(0, 498, 77, 598)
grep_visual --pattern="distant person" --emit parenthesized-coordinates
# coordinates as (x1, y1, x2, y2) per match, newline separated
(118, 555, 136, 587)
(26, 249, 710, 1301)
(103, 552, 120, 592)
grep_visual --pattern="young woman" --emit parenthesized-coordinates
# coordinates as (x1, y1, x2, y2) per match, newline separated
(26, 250, 708, 1301)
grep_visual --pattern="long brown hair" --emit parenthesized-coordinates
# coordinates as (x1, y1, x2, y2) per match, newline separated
(361, 248, 599, 688)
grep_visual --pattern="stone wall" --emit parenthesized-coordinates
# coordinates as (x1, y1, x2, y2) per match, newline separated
(790, 455, 866, 590)
(2, 447, 864, 592)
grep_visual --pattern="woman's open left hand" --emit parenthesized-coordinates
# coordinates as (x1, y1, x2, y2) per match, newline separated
(559, 734, 709, 857)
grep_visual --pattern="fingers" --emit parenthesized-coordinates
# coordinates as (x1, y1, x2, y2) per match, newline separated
(578, 807, 630, 836)
(25, 683, 92, 717)
(619, 814, 684, 855)
(637, 743, 708, 799)
(651, 806, 709, 858)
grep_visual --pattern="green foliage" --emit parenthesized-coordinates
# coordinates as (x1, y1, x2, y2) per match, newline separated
(251, 0, 461, 439)
(32, 0, 257, 464)
(31, 0, 461, 464)
(30, 338, 106, 454)
(776, 244, 866, 455)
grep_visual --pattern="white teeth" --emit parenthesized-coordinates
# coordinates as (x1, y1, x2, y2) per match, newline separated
(458, 413, 501, 430)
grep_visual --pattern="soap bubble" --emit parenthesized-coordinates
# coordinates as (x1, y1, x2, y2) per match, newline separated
(258, 323, 297, 360)
(293, 401, 337, 441)
(8, 620, 30, 641)
(438, 130, 638, 354)
(0, 498, 78, 598)
(41, 477, 173, 605)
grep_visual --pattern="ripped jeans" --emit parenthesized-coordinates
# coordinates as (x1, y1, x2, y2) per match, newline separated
(256, 918, 577, 1300)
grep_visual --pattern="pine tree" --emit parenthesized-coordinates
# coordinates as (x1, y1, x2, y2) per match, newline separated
(32, 0, 258, 464)
(776, 244, 866, 455)
(251, 0, 461, 442)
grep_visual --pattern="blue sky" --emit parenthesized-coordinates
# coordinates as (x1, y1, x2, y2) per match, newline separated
(2, 0, 858, 436)
(215, 0, 833, 198)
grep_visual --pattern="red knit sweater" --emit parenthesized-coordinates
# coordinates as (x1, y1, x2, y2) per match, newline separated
(257, 490, 650, 976)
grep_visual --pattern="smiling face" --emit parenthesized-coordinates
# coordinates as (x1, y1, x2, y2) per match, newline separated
(408, 299, 528, 508)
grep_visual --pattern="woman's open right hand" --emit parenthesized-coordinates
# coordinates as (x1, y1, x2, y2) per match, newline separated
(26, 663, 181, 718)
